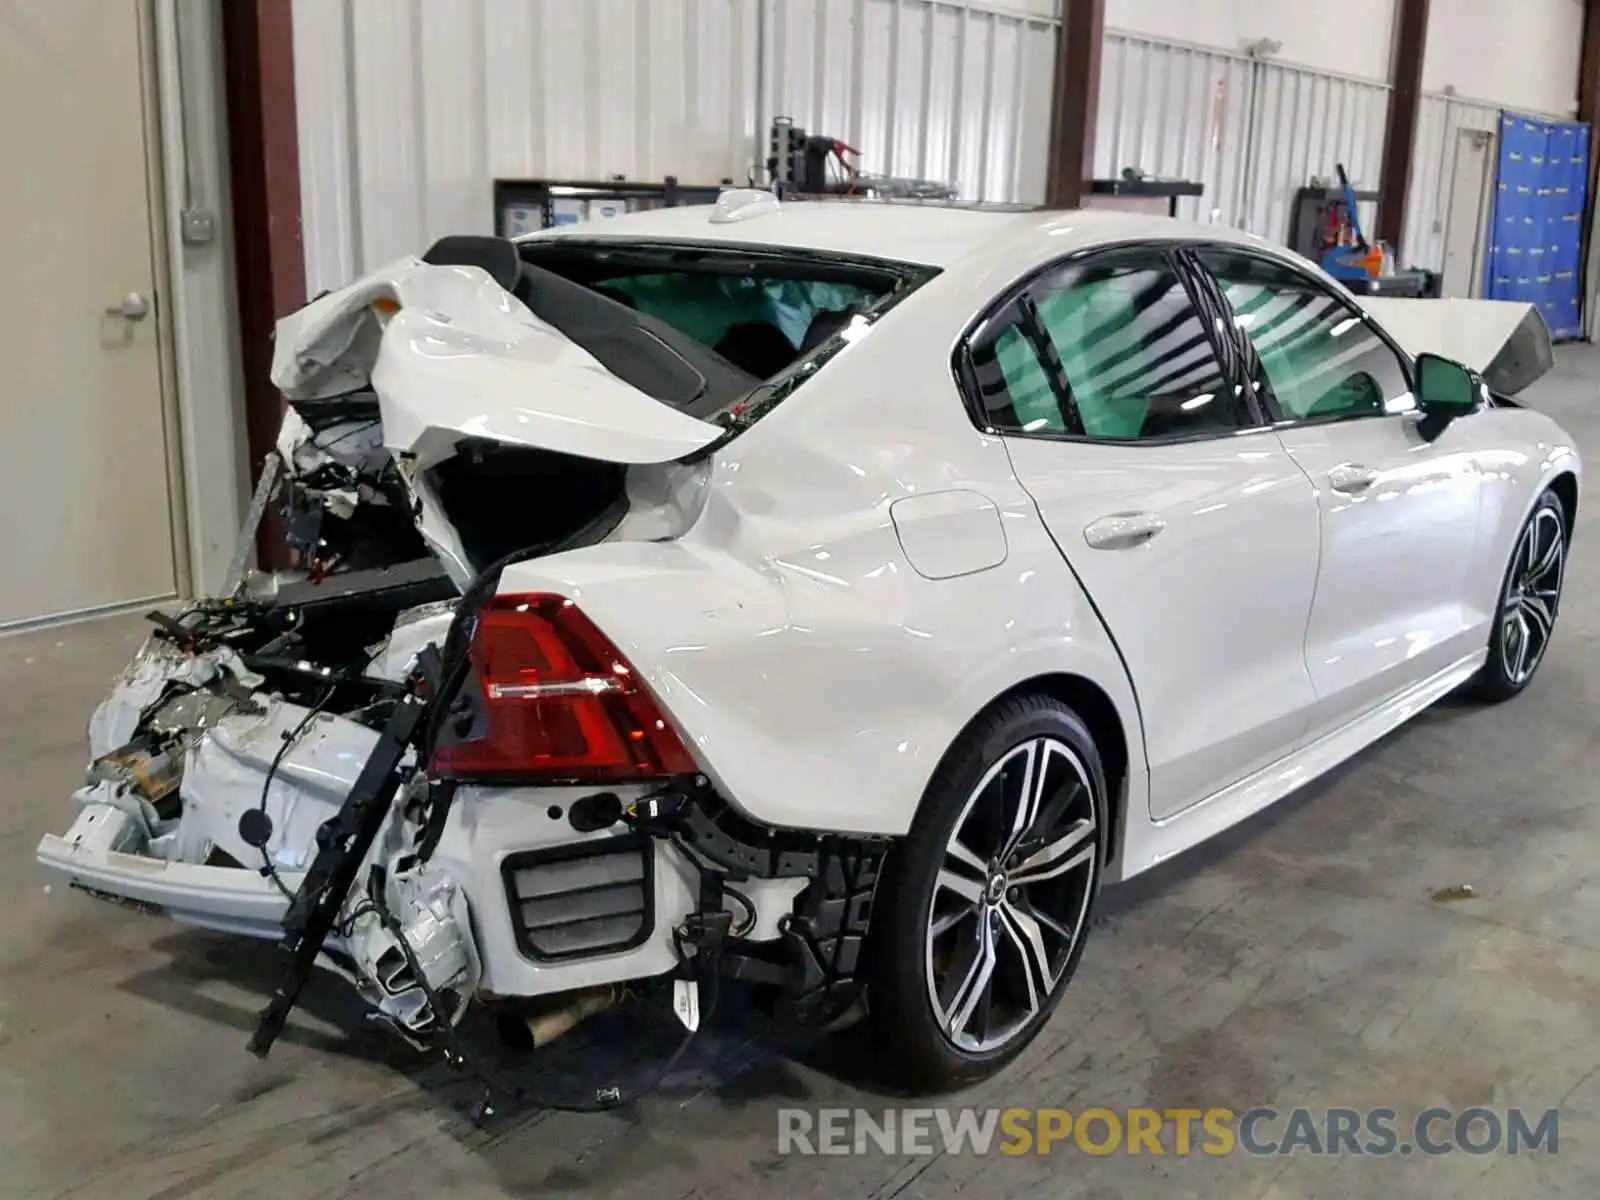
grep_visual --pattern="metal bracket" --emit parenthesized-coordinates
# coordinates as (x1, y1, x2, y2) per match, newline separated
(226, 451, 282, 595)
(181, 208, 217, 245)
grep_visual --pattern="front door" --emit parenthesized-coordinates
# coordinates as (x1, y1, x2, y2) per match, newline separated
(963, 247, 1323, 820)
(0, 0, 179, 625)
(1193, 248, 1483, 737)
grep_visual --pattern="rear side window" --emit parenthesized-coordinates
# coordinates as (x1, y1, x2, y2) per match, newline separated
(968, 249, 1248, 441)
(987, 312, 1066, 433)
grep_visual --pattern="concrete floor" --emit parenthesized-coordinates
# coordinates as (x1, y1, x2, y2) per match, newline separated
(4, 353, 1600, 1200)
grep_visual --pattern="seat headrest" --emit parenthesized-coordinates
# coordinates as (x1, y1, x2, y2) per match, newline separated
(801, 308, 856, 354)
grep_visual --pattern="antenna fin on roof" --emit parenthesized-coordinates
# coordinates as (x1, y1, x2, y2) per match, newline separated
(709, 188, 781, 224)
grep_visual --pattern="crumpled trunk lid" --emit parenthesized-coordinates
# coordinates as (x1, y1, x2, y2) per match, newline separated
(271, 256, 725, 468)
(1355, 295, 1554, 396)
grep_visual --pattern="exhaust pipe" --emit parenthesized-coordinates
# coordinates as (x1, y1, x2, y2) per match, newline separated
(495, 985, 621, 1051)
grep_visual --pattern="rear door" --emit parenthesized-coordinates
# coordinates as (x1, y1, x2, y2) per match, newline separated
(1190, 247, 1484, 737)
(962, 245, 1322, 820)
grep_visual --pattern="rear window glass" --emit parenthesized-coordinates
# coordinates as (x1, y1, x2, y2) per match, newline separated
(516, 239, 933, 438)
(596, 273, 881, 358)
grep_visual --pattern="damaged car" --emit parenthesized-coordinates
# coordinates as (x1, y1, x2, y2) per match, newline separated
(40, 191, 1580, 1092)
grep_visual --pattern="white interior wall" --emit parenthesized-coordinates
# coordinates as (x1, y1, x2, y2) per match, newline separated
(1106, 0, 1398, 81)
(760, 0, 1059, 207)
(1423, 0, 1583, 116)
(293, 0, 763, 294)
(1095, 32, 1389, 242)
(155, 0, 248, 596)
(293, 0, 1057, 294)
(293, 0, 1590, 295)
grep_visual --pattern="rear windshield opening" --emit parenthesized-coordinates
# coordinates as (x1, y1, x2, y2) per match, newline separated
(512, 239, 929, 428)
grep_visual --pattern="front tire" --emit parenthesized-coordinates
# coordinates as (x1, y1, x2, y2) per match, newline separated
(1470, 487, 1568, 702)
(866, 695, 1106, 1092)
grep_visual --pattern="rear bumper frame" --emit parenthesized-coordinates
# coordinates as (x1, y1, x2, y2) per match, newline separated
(38, 806, 296, 939)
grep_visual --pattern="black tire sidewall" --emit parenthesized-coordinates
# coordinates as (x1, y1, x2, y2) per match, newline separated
(866, 695, 1108, 1091)
(1475, 488, 1566, 701)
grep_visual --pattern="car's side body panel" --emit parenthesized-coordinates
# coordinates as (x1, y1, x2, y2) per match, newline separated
(497, 314, 1150, 837)
(1004, 431, 1323, 821)
(1277, 413, 1487, 737)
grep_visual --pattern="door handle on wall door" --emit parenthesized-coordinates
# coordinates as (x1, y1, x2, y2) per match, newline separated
(1329, 463, 1379, 494)
(1083, 511, 1167, 550)
(105, 292, 150, 322)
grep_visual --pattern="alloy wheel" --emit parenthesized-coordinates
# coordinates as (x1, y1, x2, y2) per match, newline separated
(924, 736, 1099, 1054)
(1501, 505, 1565, 686)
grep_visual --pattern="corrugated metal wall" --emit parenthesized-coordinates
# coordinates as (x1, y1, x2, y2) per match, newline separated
(759, 0, 1059, 205)
(294, 0, 765, 294)
(292, 0, 1059, 294)
(1096, 33, 1389, 239)
(293, 4, 1500, 295)
(1094, 35, 1253, 225)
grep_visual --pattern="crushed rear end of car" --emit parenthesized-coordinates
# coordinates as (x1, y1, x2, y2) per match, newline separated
(38, 231, 919, 1069)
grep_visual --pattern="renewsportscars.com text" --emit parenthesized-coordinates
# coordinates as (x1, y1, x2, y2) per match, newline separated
(777, 1106, 1560, 1157)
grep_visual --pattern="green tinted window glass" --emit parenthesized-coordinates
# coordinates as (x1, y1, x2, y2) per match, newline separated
(1197, 251, 1412, 420)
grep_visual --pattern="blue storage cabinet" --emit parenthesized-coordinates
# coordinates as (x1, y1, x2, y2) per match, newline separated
(1487, 112, 1590, 341)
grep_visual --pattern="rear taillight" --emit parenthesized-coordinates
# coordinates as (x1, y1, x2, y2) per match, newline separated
(430, 594, 696, 783)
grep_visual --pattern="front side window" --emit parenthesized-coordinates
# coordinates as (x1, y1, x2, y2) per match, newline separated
(968, 250, 1246, 441)
(1196, 250, 1414, 422)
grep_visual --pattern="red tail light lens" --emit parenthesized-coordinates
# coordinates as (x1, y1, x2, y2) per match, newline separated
(430, 594, 697, 783)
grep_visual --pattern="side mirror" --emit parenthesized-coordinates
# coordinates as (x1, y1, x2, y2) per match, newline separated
(1415, 353, 1483, 420)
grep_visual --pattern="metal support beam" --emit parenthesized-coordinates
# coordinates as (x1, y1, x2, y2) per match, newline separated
(220, 0, 305, 570)
(1044, 0, 1105, 208)
(1575, 0, 1600, 330)
(1375, 0, 1430, 256)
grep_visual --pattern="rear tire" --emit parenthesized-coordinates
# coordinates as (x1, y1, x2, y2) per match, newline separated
(1470, 487, 1567, 703)
(865, 694, 1106, 1093)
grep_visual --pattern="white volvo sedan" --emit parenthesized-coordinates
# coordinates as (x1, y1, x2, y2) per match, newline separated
(39, 192, 1579, 1093)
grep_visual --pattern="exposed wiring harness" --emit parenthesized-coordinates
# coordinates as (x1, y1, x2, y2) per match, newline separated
(373, 876, 721, 1119)
(247, 679, 343, 899)
(725, 886, 758, 938)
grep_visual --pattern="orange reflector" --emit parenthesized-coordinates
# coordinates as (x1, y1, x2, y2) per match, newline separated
(373, 296, 401, 316)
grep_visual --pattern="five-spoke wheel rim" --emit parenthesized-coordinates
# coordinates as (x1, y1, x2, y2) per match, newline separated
(925, 736, 1099, 1054)
(1501, 505, 1565, 686)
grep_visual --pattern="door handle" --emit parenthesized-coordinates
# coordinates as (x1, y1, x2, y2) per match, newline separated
(105, 292, 151, 322)
(1329, 463, 1380, 494)
(1084, 511, 1167, 550)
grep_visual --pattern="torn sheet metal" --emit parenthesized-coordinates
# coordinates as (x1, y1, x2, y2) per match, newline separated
(269, 257, 723, 468)
(89, 637, 263, 758)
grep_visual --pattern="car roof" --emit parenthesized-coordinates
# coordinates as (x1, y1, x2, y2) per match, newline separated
(517, 195, 1283, 270)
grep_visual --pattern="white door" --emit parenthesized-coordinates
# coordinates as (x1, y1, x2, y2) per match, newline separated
(1441, 129, 1494, 300)
(1195, 248, 1483, 736)
(0, 0, 180, 626)
(966, 248, 1322, 820)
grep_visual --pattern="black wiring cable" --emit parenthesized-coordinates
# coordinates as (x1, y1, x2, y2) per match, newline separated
(310, 417, 382, 452)
(374, 887, 719, 1117)
(724, 886, 758, 938)
(254, 678, 343, 900)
